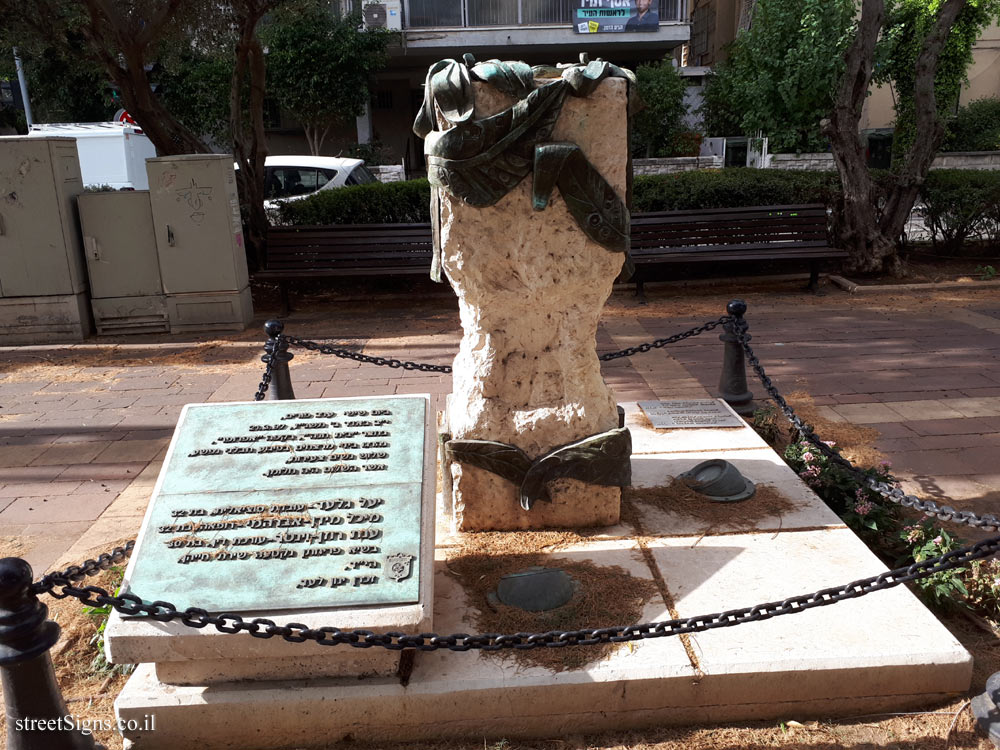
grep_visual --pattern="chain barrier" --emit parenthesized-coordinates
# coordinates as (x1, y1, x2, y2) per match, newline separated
(597, 316, 730, 361)
(32, 533, 1000, 650)
(30, 312, 1000, 650)
(254, 317, 731, 381)
(254, 350, 278, 402)
(284, 335, 454, 373)
(32, 541, 135, 596)
(735, 326, 1000, 533)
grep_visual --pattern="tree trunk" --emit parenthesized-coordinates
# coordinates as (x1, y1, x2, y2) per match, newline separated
(825, 0, 967, 276)
(231, 2, 272, 272)
(878, 0, 967, 249)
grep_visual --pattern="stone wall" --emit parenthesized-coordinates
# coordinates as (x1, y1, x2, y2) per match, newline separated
(931, 151, 1000, 170)
(767, 151, 1000, 171)
(768, 153, 835, 171)
(371, 164, 406, 183)
(632, 155, 724, 175)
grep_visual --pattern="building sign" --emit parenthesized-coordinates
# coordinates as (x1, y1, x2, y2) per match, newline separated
(575, 0, 660, 33)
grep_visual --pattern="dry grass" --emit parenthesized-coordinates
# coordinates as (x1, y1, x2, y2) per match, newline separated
(760, 390, 886, 470)
(0, 554, 132, 750)
(444, 530, 658, 671)
(624, 480, 803, 534)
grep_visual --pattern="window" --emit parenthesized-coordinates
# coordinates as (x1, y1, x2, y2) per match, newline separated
(266, 167, 332, 199)
(407, 0, 463, 27)
(346, 165, 379, 185)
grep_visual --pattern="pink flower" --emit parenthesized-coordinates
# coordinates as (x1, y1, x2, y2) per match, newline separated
(801, 451, 815, 463)
(854, 499, 874, 516)
(823, 440, 836, 447)
(933, 535, 943, 546)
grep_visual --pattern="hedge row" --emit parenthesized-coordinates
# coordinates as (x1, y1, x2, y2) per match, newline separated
(275, 168, 1000, 251)
(921, 169, 1000, 253)
(275, 179, 432, 225)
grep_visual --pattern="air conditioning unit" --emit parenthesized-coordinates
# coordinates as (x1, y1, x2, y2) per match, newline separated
(363, 0, 402, 30)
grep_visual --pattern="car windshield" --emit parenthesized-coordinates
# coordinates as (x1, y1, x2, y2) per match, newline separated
(266, 167, 336, 199)
(345, 165, 378, 185)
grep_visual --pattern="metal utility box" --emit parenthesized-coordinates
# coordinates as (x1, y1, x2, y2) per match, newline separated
(146, 154, 252, 332)
(78, 191, 168, 334)
(0, 136, 91, 342)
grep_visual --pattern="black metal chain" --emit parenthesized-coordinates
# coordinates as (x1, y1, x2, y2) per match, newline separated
(283, 335, 454, 373)
(33, 313, 1000, 650)
(254, 346, 278, 401)
(269, 317, 731, 377)
(597, 316, 731, 361)
(33, 533, 1000, 650)
(736, 328, 1000, 532)
(32, 541, 135, 596)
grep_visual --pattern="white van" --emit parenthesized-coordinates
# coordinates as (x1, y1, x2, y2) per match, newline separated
(26, 122, 157, 190)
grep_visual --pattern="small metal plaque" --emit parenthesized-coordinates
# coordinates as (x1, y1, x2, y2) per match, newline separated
(125, 396, 427, 613)
(638, 399, 743, 429)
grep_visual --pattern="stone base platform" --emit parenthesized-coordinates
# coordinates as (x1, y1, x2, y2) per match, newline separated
(115, 402, 971, 749)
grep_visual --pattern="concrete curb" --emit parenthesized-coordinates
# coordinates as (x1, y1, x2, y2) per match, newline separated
(829, 274, 1000, 294)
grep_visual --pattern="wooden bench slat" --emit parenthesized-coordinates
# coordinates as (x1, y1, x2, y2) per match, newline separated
(258, 204, 844, 302)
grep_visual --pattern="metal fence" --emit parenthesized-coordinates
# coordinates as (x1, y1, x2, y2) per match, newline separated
(406, 0, 685, 27)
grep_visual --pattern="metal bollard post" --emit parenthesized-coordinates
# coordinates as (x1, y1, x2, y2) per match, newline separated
(718, 299, 755, 416)
(0, 557, 100, 750)
(263, 320, 296, 401)
(973, 670, 1000, 746)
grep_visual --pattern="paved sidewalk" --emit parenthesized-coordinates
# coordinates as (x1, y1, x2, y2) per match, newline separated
(1, 279, 999, 573)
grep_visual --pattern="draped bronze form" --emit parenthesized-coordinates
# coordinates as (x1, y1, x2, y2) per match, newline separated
(413, 54, 636, 282)
(446, 428, 632, 511)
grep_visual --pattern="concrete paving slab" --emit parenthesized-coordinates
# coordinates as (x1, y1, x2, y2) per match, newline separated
(115, 522, 970, 748)
(885, 400, 966, 422)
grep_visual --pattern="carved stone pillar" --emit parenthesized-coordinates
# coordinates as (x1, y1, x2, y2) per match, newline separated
(417, 59, 633, 531)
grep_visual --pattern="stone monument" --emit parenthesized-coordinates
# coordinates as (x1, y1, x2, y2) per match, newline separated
(415, 55, 637, 531)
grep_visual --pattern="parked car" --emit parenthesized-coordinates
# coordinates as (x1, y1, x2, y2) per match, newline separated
(261, 155, 378, 208)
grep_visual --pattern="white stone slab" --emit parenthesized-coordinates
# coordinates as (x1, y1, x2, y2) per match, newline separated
(622, 401, 768, 455)
(631, 448, 845, 536)
(116, 528, 971, 747)
(105, 395, 438, 685)
(646, 529, 971, 698)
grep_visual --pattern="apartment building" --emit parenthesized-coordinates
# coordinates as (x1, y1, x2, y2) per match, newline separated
(350, 0, 692, 168)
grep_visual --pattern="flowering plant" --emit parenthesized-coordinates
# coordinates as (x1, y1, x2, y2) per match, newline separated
(899, 520, 968, 609)
(784, 439, 900, 544)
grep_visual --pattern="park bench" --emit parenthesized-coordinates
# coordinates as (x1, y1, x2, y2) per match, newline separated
(629, 204, 847, 296)
(259, 223, 433, 309)
(258, 204, 846, 306)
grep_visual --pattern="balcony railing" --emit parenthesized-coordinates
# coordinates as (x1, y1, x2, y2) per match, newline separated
(405, 0, 684, 28)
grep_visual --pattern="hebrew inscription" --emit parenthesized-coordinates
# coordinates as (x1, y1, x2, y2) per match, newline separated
(125, 397, 427, 613)
(638, 400, 743, 429)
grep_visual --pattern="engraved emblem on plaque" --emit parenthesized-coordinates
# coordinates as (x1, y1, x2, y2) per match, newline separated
(386, 553, 415, 582)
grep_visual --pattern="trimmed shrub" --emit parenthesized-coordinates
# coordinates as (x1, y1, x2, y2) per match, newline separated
(275, 179, 431, 225)
(919, 169, 1000, 254)
(942, 98, 1000, 153)
(632, 168, 841, 212)
(275, 168, 1000, 255)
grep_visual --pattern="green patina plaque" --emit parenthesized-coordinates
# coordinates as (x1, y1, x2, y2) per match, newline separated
(124, 396, 428, 613)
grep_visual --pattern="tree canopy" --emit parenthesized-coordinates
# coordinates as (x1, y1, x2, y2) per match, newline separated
(876, 0, 1000, 162)
(262, 1, 397, 155)
(699, 0, 855, 153)
(630, 60, 697, 158)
